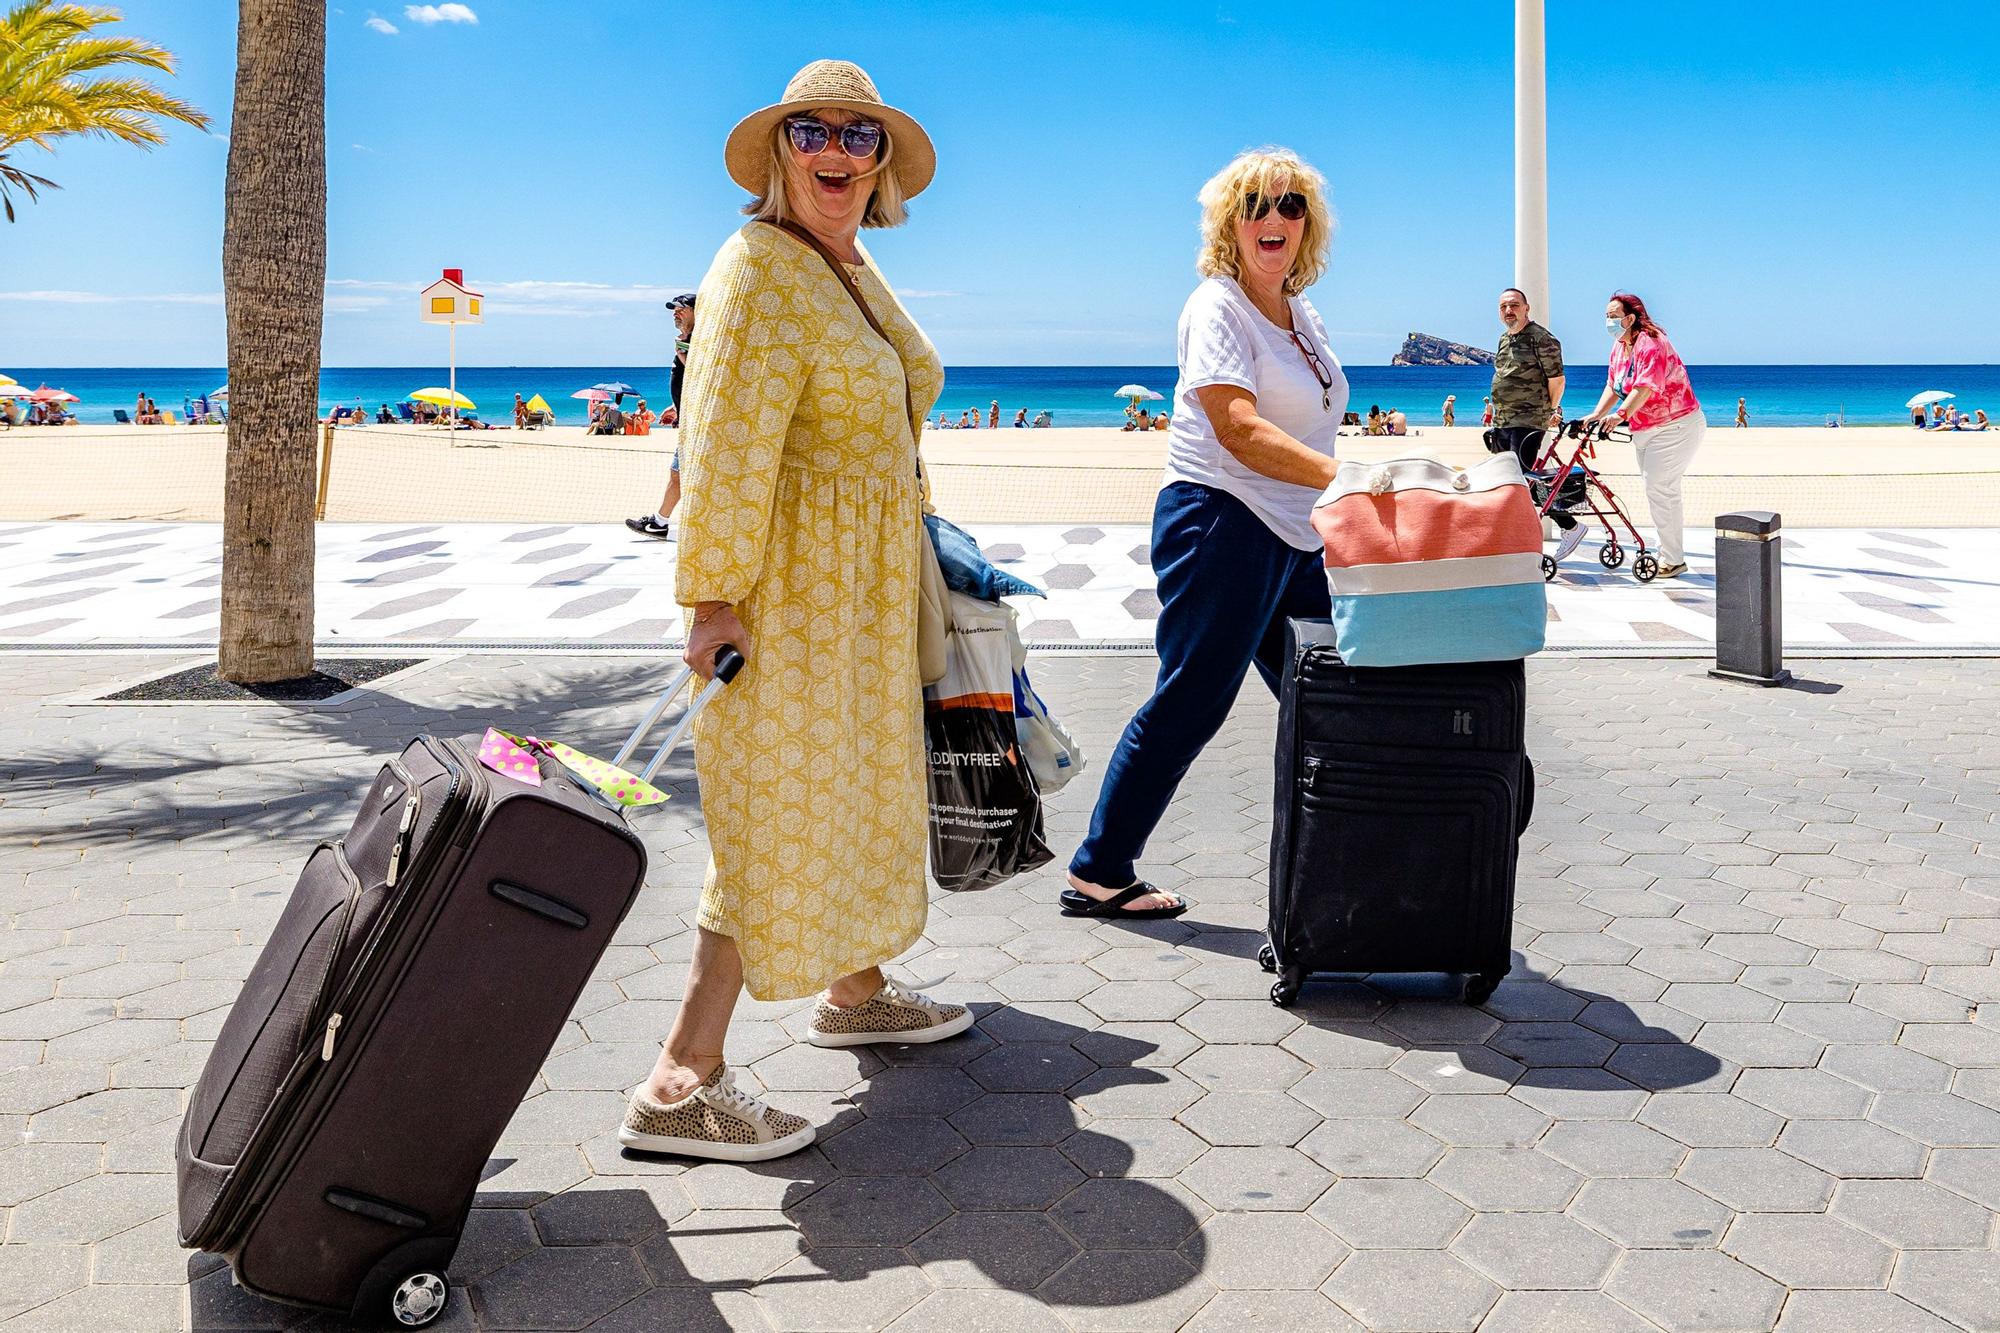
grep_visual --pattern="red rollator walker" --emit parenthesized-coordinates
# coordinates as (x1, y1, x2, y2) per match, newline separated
(1530, 417, 1661, 582)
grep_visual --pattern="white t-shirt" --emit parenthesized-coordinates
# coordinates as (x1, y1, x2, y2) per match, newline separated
(1162, 276, 1349, 551)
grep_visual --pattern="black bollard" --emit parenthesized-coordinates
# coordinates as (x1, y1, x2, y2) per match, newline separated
(1710, 510, 1792, 687)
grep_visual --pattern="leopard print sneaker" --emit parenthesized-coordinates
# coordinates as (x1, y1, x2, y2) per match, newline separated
(617, 1064, 814, 1162)
(807, 978, 975, 1049)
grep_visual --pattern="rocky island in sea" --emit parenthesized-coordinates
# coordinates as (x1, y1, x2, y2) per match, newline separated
(1392, 332, 1495, 367)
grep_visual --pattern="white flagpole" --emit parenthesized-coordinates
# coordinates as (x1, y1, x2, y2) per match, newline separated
(1515, 0, 1550, 319)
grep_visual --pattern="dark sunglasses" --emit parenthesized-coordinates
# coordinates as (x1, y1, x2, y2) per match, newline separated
(1244, 191, 1308, 222)
(785, 116, 883, 159)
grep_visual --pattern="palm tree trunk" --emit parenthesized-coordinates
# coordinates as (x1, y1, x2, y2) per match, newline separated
(218, 0, 326, 682)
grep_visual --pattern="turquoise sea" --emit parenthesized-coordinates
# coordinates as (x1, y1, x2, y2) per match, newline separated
(12, 364, 2000, 429)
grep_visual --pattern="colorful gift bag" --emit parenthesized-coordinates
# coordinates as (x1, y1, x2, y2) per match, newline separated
(477, 728, 670, 809)
(1310, 454, 1548, 666)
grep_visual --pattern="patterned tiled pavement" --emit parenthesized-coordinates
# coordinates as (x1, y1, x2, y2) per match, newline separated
(3, 651, 2000, 1331)
(5, 522, 2000, 651)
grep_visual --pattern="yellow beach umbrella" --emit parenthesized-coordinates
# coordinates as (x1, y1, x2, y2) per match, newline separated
(409, 387, 475, 410)
(524, 393, 552, 415)
(0, 373, 17, 387)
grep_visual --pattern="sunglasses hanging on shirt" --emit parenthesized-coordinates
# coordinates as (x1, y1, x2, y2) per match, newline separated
(1290, 330, 1334, 412)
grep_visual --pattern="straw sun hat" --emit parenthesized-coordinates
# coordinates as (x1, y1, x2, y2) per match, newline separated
(724, 59, 936, 199)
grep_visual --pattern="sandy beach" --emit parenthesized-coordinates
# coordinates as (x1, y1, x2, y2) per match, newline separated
(7, 421, 1999, 525)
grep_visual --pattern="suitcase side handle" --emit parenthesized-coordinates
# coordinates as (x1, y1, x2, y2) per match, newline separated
(611, 647, 746, 785)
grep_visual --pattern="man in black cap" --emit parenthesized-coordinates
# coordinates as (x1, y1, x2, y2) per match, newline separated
(626, 293, 697, 539)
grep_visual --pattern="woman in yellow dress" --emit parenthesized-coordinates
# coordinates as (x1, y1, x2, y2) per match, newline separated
(618, 61, 974, 1163)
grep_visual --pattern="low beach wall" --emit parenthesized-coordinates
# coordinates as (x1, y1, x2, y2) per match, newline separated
(8, 422, 2000, 526)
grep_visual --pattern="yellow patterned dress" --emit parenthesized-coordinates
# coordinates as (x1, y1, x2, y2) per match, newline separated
(675, 222, 944, 1001)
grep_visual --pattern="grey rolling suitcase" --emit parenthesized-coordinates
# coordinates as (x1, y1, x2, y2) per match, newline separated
(176, 651, 741, 1327)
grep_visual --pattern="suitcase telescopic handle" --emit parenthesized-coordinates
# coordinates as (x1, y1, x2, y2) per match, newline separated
(611, 647, 746, 784)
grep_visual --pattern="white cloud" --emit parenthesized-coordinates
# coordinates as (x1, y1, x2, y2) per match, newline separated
(403, 3, 476, 24)
(365, 15, 398, 33)
(0, 290, 222, 305)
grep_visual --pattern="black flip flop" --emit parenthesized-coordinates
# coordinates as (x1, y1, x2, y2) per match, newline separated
(1059, 882, 1190, 920)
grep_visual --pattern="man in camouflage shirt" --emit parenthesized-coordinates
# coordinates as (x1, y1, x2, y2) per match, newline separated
(1488, 288, 1582, 551)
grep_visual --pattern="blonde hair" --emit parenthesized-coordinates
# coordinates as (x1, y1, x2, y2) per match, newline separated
(1195, 147, 1334, 297)
(744, 120, 908, 229)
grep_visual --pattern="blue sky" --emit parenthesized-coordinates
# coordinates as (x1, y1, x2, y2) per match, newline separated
(4, 0, 1996, 368)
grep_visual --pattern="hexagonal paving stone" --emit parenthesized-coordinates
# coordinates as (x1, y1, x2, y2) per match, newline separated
(1377, 1001, 1501, 1045)
(1426, 1147, 1582, 1211)
(1037, 1250, 1214, 1330)
(1052, 1177, 1209, 1249)
(1823, 1043, 1954, 1093)
(0, 1242, 87, 1321)
(1288, 1068, 1426, 1119)
(1570, 1178, 1731, 1249)
(1486, 1022, 1617, 1069)
(1869, 1091, 2000, 1146)
(1065, 1068, 1205, 1120)
(1296, 1117, 1446, 1178)
(1308, 1177, 1469, 1249)
(1676, 1147, 1834, 1212)
(469, 1244, 649, 1331)
(946, 1091, 1080, 1145)
(1639, 1093, 1784, 1148)
(1451, 1210, 1620, 1290)
(1606, 1250, 1786, 1333)
(1832, 1178, 1998, 1248)
(1079, 980, 1201, 1024)
(1539, 1120, 1686, 1177)
(635, 1209, 805, 1287)
(1407, 1094, 1550, 1147)
(991, 963, 1103, 1003)
(933, 1145, 1084, 1211)
(1176, 999, 1301, 1044)
(1179, 1146, 1332, 1212)
(1180, 1291, 1365, 1333)
(1724, 1212, 1896, 1290)
(819, 1115, 970, 1174)
(1060, 1117, 1210, 1179)
(1778, 1119, 1926, 1179)
(753, 1247, 934, 1332)
(1322, 1249, 1499, 1332)
(1175, 1043, 1308, 1091)
(1393, 1045, 1528, 1093)
(789, 1175, 953, 1246)
(1926, 1147, 2000, 1209)
(909, 1211, 1079, 1290)
(1181, 1212, 1346, 1290)
(964, 1042, 1096, 1094)
(852, 1067, 982, 1117)
(1179, 1089, 1318, 1147)
(1773, 1291, 1960, 1333)
(1732, 1067, 1873, 1121)
(1892, 1250, 2000, 1332)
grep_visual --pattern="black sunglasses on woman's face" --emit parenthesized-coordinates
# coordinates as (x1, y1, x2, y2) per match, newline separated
(785, 116, 883, 159)
(1244, 191, 1308, 222)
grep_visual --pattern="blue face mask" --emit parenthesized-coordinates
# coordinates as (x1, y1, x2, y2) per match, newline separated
(1606, 318, 1623, 335)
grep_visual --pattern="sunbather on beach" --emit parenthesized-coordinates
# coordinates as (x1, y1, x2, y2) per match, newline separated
(1387, 407, 1408, 435)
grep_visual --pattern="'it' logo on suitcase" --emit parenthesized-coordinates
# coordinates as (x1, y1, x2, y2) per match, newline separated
(1451, 710, 1475, 737)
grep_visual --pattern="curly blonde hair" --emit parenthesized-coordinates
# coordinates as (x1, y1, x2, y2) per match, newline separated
(745, 122, 908, 229)
(1195, 147, 1334, 297)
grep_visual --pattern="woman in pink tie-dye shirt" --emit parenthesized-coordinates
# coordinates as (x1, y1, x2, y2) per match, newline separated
(1583, 292, 1705, 577)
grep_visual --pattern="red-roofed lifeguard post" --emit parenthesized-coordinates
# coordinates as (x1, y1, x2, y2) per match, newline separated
(419, 267, 483, 429)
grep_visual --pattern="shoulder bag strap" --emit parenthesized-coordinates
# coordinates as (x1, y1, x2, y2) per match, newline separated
(762, 219, 918, 443)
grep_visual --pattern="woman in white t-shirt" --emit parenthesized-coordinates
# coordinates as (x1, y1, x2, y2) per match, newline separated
(1062, 147, 1348, 922)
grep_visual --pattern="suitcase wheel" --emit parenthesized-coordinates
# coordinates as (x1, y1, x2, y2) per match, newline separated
(1460, 972, 1504, 1006)
(1270, 968, 1304, 1008)
(1256, 942, 1277, 974)
(391, 1272, 450, 1328)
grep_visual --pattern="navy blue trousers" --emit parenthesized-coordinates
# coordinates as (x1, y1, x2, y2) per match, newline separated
(1070, 481, 1331, 888)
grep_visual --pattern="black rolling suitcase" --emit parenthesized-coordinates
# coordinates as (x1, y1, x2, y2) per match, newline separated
(1263, 620, 1533, 1007)
(176, 652, 740, 1328)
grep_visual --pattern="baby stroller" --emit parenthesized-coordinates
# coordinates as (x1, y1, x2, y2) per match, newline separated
(1529, 418, 1661, 582)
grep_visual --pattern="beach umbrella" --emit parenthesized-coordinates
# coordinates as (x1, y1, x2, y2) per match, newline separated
(524, 393, 553, 415)
(0, 387, 31, 398)
(592, 381, 638, 396)
(0, 373, 16, 386)
(1905, 390, 1954, 410)
(1113, 384, 1163, 401)
(571, 387, 613, 402)
(211, 385, 229, 398)
(30, 385, 78, 403)
(409, 387, 476, 410)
